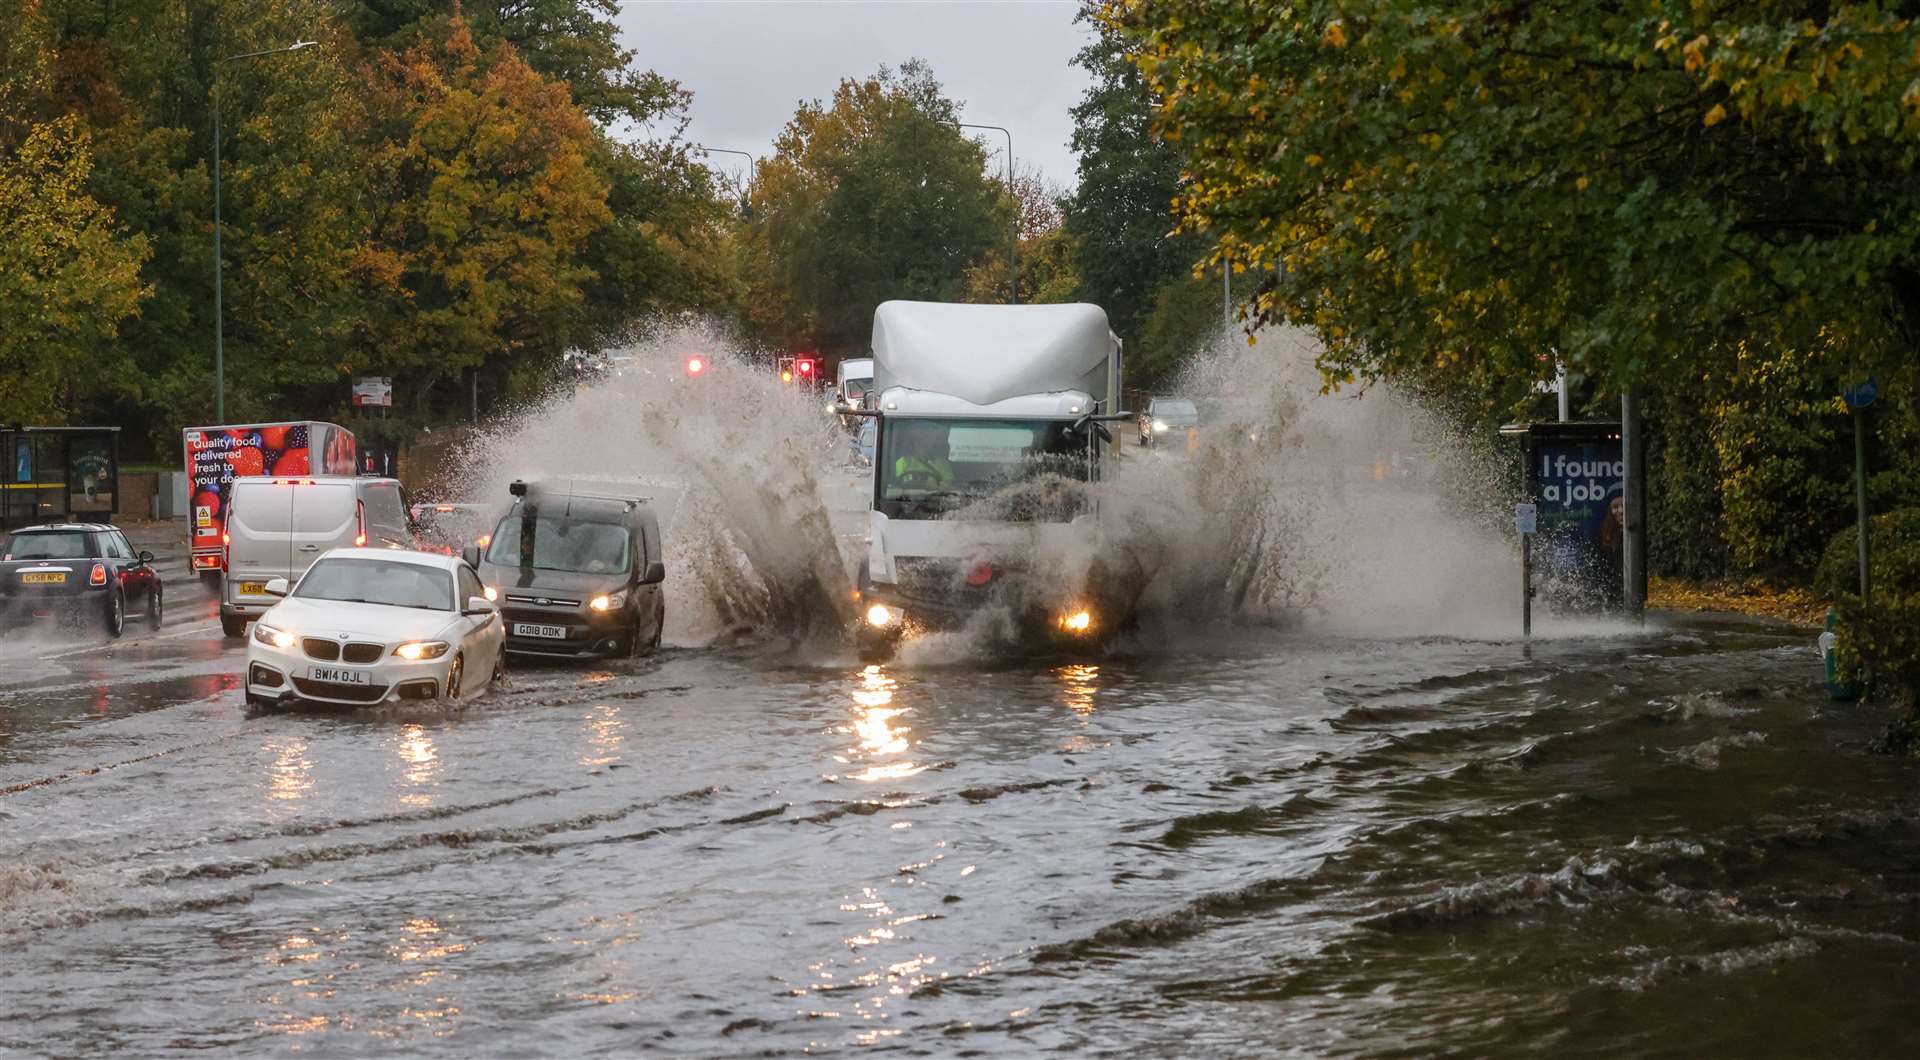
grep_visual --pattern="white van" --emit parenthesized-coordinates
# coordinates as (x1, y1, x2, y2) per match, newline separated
(220, 476, 413, 636)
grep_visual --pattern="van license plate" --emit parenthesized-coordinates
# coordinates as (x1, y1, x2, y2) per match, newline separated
(514, 623, 568, 639)
(309, 667, 370, 685)
(19, 572, 65, 584)
(237, 581, 267, 596)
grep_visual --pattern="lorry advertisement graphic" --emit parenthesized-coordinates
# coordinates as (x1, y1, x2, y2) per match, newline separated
(182, 422, 357, 572)
(1524, 428, 1625, 611)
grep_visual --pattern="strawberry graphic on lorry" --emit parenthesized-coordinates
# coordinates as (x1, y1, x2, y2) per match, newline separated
(182, 422, 358, 578)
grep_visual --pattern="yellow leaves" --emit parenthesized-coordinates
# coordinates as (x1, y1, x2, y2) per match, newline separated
(1703, 103, 1728, 127)
(1323, 20, 1348, 49)
(1576, 176, 1591, 191)
(1304, 153, 1324, 167)
(1683, 34, 1709, 73)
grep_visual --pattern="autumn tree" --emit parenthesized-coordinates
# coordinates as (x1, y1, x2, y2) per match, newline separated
(1113, 1, 1920, 401)
(0, 115, 150, 423)
(352, 18, 611, 415)
(744, 61, 1004, 355)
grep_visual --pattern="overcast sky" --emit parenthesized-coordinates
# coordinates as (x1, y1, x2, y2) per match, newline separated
(614, 0, 1097, 191)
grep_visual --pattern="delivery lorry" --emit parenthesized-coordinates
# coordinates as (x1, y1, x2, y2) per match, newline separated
(851, 300, 1134, 657)
(181, 422, 357, 577)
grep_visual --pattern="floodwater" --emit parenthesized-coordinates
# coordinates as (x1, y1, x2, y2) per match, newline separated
(6, 331, 1917, 1055)
(5, 613, 1919, 1056)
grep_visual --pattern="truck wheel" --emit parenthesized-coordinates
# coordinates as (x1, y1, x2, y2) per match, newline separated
(220, 614, 248, 639)
(105, 589, 126, 639)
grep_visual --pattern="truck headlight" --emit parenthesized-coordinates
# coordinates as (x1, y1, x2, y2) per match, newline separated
(589, 589, 628, 612)
(393, 641, 450, 661)
(1057, 608, 1094, 634)
(253, 623, 297, 649)
(1153, 419, 1168, 433)
(866, 603, 901, 628)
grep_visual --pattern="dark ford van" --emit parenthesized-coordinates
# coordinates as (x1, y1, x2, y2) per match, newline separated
(467, 481, 666, 659)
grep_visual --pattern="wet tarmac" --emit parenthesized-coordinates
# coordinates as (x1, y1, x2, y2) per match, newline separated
(5, 594, 1919, 1056)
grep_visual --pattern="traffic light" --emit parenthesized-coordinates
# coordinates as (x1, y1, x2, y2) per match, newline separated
(780, 369, 793, 383)
(796, 357, 815, 379)
(685, 356, 705, 376)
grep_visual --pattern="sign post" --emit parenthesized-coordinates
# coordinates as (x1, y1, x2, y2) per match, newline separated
(1844, 379, 1877, 605)
(351, 376, 393, 409)
(1516, 502, 1538, 637)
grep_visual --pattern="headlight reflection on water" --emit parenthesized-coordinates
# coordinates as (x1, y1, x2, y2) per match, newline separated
(845, 665, 920, 781)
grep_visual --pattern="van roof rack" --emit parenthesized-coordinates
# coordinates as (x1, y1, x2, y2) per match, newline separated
(509, 479, 646, 514)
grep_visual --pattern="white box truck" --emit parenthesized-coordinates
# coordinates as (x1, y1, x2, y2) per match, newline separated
(852, 300, 1133, 656)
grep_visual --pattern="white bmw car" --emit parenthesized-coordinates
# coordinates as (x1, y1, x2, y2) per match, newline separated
(244, 548, 505, 708)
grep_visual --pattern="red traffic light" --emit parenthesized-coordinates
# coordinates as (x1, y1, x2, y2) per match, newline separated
(796, 358, 815, 377)
(685, 356, 705, 376)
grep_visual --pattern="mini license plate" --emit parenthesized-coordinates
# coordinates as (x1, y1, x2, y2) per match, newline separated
(309, 666, 370, 685)
(19, 572, 66, 584)
(514, 622, 568, 639)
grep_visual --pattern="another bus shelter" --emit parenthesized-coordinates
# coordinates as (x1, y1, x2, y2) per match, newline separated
(0, 426, 121, 529)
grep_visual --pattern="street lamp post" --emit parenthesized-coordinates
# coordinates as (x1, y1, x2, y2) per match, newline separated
(694, 145, 756, 200)
(212, 40, 315, 422)
(948, 121, 1016, 304)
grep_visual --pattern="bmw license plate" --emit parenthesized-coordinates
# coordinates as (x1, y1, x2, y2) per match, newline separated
(20, 572, 65, 584)
(309, 667, 370, 685)
(514, 622, 568, 639)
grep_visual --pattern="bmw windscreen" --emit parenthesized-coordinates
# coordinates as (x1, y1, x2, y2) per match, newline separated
(878, 419, 1088, 520)
(295, 557, 454, 611)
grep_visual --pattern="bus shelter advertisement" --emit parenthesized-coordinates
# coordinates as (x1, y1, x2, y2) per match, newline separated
(1528, 434, 1625, 611)
(182, 422, 356, 570)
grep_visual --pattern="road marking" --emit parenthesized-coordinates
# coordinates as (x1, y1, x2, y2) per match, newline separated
(32, 621, 224, 660)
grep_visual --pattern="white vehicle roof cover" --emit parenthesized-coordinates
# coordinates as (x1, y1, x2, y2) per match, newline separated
(872, 301, 1114, 407)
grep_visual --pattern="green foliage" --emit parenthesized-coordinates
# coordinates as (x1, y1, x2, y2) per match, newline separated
(1112, 1, 1920, 397)
(1062, 7, 1199, 347)
(9, 0, 734, 455)
(1131, 272, 1223, 389)
(744, 61, 1002, 355)
(1832, 527, 1920, 750)
(1815, 507, 1920, 601)
(0, 113, 150, 424)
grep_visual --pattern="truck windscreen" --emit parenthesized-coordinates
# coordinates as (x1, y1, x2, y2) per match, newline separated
(878, 418, 1088, 520)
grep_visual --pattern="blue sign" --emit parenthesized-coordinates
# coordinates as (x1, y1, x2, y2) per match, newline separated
(1844, 379, 1877, 409)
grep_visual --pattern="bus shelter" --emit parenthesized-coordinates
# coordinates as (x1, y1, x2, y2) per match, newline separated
(0, 426, 121, 529)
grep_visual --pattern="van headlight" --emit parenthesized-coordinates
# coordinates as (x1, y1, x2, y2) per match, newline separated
(589, 589, 628, 612)
(253, 623, 297, 649)
(393, 641, 450, 661)
(1056, 608, 1094, 634)
(1153, 419, 1168, 433)
(866, 603, 901, 628)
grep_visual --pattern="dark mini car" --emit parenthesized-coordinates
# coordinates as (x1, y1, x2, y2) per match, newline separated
(466, 480, 667, 659)
(0, 523, 163, 637)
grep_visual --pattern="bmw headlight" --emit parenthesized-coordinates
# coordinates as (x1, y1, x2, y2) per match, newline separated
(253, 623, 297, 649)
(589, 589, 628, 612)
(482, 585, 498, 602)
(393, 641, 450, 661)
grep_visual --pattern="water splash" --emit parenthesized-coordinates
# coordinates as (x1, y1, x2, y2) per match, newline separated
(452, 323, 855, 648)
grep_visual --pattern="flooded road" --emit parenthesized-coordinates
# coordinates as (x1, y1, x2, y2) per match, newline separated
(6, 613, 1918, 1056)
